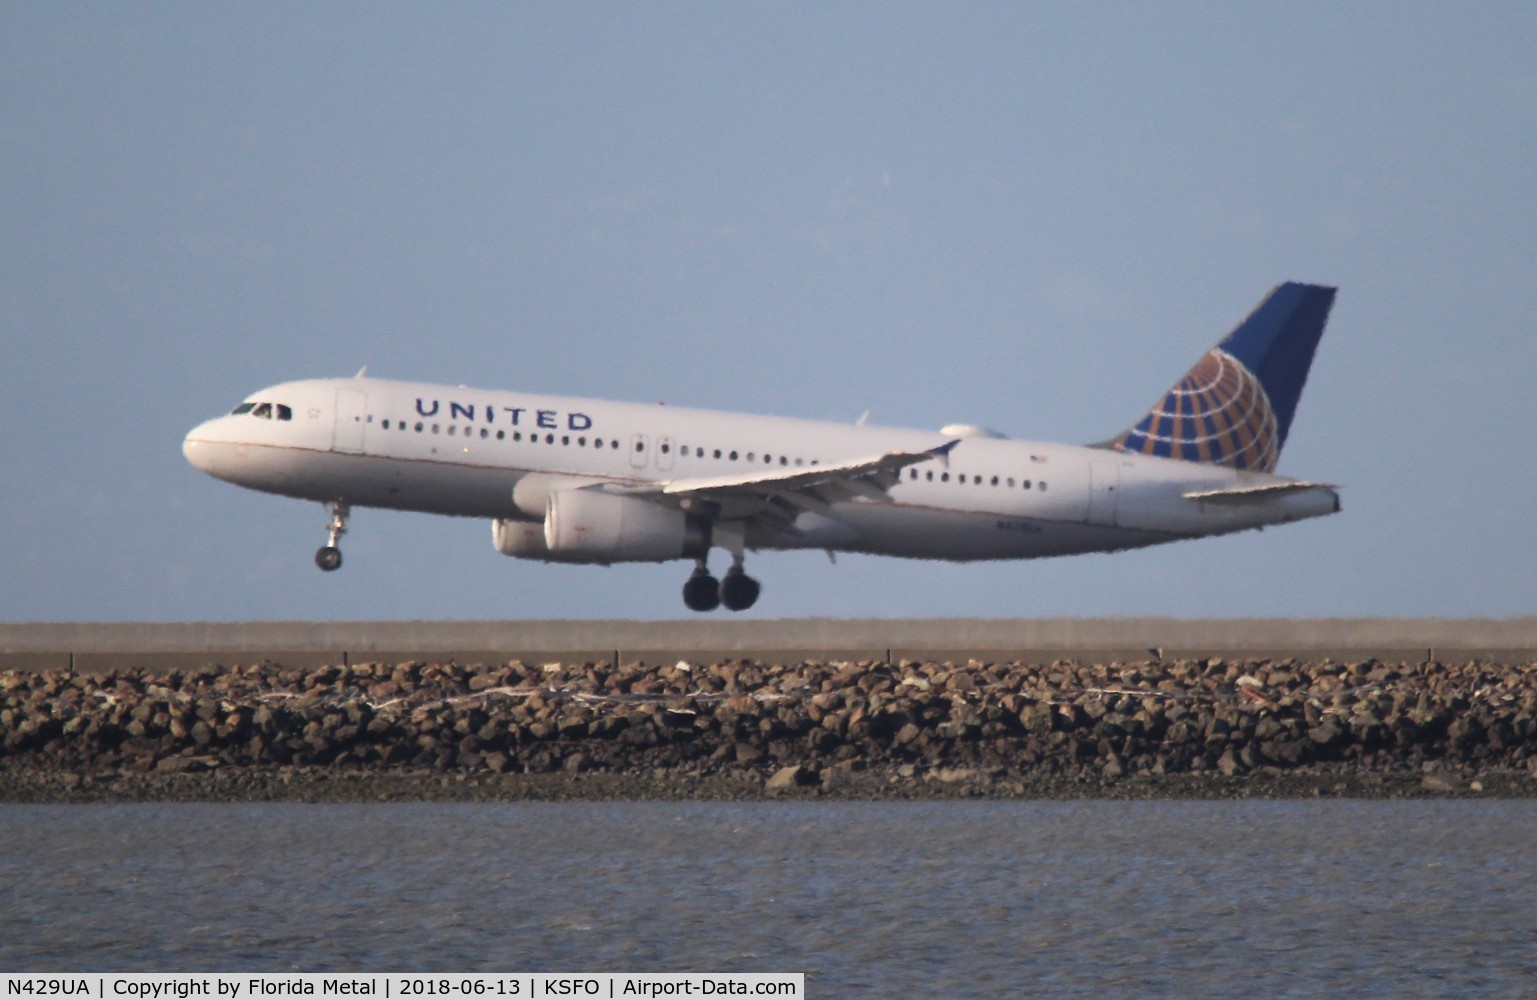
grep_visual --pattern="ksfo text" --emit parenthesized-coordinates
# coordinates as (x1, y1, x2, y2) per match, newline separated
(538, 982, 786, 997)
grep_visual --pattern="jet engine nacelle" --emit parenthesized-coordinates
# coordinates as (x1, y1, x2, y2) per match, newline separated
(491, 517, 555, 560)
(544, 488, 707, 564)
(512, 472, 606, 519)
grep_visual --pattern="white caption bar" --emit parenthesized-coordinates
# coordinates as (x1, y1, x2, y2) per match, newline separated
(2, 975, 803, 1000)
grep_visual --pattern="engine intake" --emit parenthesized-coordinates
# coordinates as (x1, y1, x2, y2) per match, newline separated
(491, 518, 553, 560)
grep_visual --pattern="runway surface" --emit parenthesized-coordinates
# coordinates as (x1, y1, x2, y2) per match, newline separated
(2, 617, 1535, 671)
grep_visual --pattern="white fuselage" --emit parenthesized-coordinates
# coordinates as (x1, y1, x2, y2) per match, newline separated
(183, 376, 1339, 563)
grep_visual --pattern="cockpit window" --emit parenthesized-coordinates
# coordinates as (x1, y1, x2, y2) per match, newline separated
(233, 401, 293, 420)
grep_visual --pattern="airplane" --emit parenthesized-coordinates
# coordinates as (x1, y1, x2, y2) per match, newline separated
(183, 282, 1340, 612)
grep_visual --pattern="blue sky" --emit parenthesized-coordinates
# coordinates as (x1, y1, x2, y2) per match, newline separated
(3, 4, 1534, 622)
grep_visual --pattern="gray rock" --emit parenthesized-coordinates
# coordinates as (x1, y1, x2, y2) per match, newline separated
(766, 764, 817, 789)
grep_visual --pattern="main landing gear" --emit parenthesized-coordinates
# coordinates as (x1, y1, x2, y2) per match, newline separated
(315, 501, 349, 572)
(681, 556, 761, 613)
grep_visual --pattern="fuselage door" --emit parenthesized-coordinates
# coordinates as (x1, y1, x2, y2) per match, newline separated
(629, 433, 649, 470)
(1087, 460, 1120, 527)
(333, 389, 367, 454)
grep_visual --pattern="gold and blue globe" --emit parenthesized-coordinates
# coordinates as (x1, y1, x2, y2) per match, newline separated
(1111, 349, 1279, 472)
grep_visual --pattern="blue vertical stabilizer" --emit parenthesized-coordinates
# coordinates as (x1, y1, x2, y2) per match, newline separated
(1103, 283, 1336, 473)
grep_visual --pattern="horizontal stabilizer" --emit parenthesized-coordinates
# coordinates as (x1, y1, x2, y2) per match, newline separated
(1183, 482, 1339, 505)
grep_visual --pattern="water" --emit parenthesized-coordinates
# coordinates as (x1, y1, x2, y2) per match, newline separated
(2, 801, 1534, 996)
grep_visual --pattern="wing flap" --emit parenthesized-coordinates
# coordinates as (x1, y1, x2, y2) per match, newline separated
(655, 440, 955, 498)
(615, 440, 958, 543)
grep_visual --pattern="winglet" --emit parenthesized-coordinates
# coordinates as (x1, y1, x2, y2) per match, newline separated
(927, 439, 961, 468)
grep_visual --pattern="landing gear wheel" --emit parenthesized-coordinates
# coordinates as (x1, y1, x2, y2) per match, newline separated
(682, 571, 721, 612)
(719, 571, 761, 612)
(315, 500, 350, 572)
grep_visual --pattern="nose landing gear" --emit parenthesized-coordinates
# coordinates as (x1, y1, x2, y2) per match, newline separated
(315, 501, 349, 572)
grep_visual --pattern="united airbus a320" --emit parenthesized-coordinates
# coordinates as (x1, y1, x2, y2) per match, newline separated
(183, 282, 1341, 612)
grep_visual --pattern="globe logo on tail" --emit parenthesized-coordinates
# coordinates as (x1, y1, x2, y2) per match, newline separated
(1109, 349, 1280, 472)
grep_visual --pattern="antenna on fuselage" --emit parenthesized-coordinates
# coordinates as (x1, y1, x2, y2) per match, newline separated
(354, 365, 369, 378)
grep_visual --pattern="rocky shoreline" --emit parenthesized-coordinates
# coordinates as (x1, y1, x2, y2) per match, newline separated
(3, 656, 1536, 801)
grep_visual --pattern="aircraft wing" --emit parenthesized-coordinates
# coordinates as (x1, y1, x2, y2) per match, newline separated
(618, 440, 959, 537)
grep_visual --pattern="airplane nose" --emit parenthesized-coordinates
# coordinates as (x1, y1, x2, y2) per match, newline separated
(183, 419, 218, 472)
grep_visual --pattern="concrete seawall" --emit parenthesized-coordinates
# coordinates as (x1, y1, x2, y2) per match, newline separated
(3, 618, 1537, 672)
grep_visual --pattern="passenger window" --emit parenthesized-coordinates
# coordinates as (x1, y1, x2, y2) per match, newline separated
(729, 451, 739, 461)
(545, 433, 554, 444)
(941, 472, 950, 482)
(415, 422, 424, 432)
(562, 435, 570, 445)
(496, 431, 505, 440)
(747, 452, 756, 462)
(926, 471, 934, 481)
(713, 449, 722, 459)
(231, 402, 256, 415)
(1040, 481, 1048, 491)
(661, 443, 671, 454)
(1023, 480, 1032, 489)
(611, 440, 620, 449)
(991, 476, 999, 486)
(594, 438, 602, 448)
(382, 419, 391, 430)
(448, 426, 456, 436)
(1007, 477, 1015, 487)
(480, 428, 489, 439)
(779, 456, 788, 466)
(635, 441, 645, 452)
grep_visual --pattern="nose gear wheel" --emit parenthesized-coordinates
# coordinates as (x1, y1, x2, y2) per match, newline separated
(315, 501, 350, 572)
